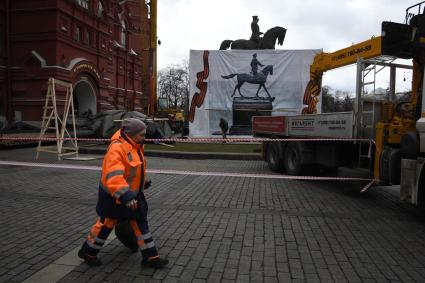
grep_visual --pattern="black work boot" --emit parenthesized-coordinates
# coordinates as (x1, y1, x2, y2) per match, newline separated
(141, 257, 169, 268)
(78, 249, 102, 266)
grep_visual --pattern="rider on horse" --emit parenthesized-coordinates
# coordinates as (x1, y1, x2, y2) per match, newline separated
(250, 53, 264, 77)
(250, 16, 263, 44)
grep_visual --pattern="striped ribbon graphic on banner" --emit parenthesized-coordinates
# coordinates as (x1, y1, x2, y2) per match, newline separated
(188, 50, 210, 122)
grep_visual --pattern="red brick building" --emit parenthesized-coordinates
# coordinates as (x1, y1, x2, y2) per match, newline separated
(0, 0, 152, 128)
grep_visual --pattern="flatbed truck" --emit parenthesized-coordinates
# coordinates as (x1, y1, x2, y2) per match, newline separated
(252, 2, 425, 205)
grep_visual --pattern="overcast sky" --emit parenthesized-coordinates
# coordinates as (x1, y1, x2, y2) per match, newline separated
(157, 0, 420, 93)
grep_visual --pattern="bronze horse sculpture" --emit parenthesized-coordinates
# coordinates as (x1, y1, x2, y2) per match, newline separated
(221, 65, 274, 100)
(219, 26, 286, 50)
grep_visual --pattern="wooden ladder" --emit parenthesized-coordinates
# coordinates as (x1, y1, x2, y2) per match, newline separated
(36, 78, 78, 160)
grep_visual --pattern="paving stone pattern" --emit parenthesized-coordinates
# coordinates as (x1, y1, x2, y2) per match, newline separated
(0, 148, 425, 282)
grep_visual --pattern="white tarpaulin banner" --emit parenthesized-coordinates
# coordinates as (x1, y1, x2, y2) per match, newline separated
(188, 49, 320, 137)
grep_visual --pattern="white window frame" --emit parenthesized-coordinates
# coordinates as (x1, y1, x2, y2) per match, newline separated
(77, 0, 89, 9)
(97, 1, 104, 17)
(75, 26, 81, 41)
(120, 20, 126, 48)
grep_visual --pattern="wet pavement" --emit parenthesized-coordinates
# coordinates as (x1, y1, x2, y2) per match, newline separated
(1, 147, 425, 282)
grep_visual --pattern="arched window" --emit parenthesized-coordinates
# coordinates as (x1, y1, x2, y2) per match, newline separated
(120, 20, 126, 48)
(97, 1, 104, 17)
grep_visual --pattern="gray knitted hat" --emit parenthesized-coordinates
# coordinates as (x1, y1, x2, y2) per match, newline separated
(122, 118, 147, 136)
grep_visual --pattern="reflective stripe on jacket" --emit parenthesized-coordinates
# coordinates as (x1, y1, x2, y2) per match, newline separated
(96, 129, 146, 219)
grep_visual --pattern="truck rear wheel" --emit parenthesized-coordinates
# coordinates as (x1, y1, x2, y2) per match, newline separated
(284, 142, 302, 175)
(380, 146, 401, 185)
(266, 141, 284, 172)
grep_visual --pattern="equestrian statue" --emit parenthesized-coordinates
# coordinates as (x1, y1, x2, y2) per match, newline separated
(221, 65, 275, 101)
(219, 16, 286, 50)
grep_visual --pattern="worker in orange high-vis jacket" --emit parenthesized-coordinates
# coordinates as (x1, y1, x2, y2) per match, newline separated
(78, 118, 168, 268)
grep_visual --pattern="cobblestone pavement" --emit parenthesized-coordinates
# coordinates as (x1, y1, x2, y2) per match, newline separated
(1, 147, 425, 282)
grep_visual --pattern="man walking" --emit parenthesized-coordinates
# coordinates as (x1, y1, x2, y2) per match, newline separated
(78, 118, 168, 268)
(219, 118, 229, 141)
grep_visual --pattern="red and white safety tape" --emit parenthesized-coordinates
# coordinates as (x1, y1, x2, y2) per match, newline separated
(0, 160, 377, 193)
(0, 136, 377, 192)
(0, 135, 375, 145)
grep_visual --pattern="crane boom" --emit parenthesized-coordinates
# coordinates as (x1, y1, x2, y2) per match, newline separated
(303, 20, 418, 114)
(311, 36, 383, 76)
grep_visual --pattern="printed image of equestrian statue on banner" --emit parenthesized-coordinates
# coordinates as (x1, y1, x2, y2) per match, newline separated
(188, 49, 320, 137)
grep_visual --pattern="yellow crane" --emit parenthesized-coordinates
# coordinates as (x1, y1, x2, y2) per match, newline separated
(148, 0, 158, 117)
(253, 2, 425, 199)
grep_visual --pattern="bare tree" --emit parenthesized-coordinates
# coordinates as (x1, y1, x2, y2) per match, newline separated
(321, 85, 354, 113)
(321, 85, 336, 112)
(158, 61, 189, 109)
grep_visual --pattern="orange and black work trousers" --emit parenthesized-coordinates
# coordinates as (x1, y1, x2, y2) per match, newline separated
(80, 216, 158, 261)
